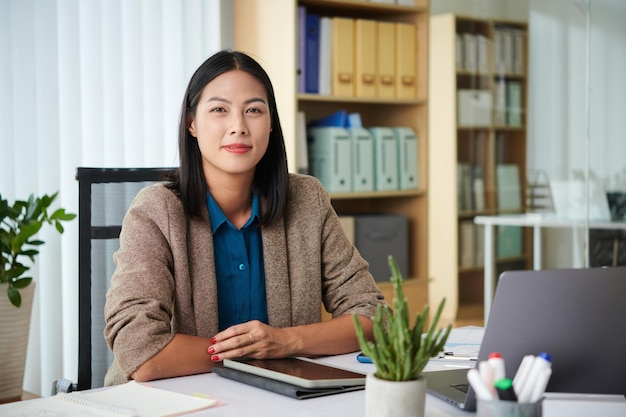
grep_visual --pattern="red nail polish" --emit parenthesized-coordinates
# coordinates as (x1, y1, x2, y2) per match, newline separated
(208, 347, 215, 354)
(211, 355, 219, 361)
(211, 337, 217, 344)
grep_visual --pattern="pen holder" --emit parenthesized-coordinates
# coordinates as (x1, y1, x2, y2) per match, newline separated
(477, 399, 542, 417)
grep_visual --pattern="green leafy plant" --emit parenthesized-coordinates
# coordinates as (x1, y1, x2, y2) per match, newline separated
(353, 255, 452, 381)
(1, 192, 76, 307)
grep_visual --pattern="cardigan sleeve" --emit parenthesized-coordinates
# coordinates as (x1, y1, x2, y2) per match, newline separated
(103, 185, 181, 381)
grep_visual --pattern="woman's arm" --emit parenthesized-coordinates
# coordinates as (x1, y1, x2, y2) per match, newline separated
(207, 314, 374, 362)
(133, 315, 374, 381)
(131, 334, 214, 382)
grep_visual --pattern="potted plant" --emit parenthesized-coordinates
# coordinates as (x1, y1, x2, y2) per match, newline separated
(353, 255, 452, 417)
(0, 191, 75, 400)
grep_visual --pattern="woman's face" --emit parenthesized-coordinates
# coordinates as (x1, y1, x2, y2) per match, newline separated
(189, 69, 271, 185)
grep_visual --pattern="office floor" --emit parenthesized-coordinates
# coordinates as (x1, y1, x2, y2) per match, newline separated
(455, 304, 484, 327)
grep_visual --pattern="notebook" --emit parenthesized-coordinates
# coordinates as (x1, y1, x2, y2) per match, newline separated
(0, 380, 218, 417)
(424, 266, 626, 411)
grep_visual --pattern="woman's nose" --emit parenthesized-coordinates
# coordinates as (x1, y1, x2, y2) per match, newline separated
(229, 114, 248, 135)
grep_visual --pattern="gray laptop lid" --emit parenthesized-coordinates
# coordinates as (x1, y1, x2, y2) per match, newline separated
(426, 266, 626, 411)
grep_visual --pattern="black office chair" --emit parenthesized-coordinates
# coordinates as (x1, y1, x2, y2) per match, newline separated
(74, 167, 176, 391)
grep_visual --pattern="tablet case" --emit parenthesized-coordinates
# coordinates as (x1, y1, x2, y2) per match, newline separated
(212, 366, 365, 400)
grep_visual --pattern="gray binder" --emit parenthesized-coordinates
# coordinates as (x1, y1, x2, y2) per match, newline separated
(369, 127, 398, 191)
(347, 127, 374, 192)
(393, 127, 419, 190)
(307, 127, 352, 193)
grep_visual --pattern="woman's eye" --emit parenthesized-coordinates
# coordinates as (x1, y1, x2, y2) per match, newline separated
(246, 107, 262, 114)
(210, 106, 226, 113)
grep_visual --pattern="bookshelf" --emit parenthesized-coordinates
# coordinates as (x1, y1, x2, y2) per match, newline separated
(428, 14, 530, 322)
(234, 0, 431, 321)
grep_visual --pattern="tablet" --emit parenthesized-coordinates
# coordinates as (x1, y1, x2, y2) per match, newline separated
(222, 357, 366, 389)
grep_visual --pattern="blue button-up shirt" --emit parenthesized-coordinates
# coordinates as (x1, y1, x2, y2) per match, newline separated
(207, 192, 268, 331)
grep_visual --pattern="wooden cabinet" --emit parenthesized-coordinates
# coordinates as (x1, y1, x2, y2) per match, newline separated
(234, 0, 431, 320)
(428, 14, 530, 322)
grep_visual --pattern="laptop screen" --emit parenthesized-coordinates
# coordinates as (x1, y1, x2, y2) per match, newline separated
(426, 266, 626, 411)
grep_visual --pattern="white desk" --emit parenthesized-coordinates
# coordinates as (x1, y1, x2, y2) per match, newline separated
(474, 214, 626, 320)
(146, 355, 474, 417)
(3, 326, 626, 417)
(144, 352, 626, 417)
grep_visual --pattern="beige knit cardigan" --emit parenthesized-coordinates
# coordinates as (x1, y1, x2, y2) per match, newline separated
(103, 174, 385, 385)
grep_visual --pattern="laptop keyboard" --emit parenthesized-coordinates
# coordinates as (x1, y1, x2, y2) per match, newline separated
(450, 383, 469, 393)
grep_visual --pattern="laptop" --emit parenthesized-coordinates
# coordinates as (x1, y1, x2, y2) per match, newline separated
(425, 266, 626, 411)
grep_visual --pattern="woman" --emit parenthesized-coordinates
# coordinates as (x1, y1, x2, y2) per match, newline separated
(104, 50, 385, 385)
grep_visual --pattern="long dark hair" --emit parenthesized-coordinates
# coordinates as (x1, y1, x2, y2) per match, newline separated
(170, 50, 289, 226)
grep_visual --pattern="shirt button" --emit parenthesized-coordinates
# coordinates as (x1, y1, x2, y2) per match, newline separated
(239, 264, 246, 271)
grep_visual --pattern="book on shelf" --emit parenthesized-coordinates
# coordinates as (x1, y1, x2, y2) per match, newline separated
(493, 28, 515, 74)
(506, 81, 522, 126)
(459, 222, 486, 267)
(462, 33, 477, 72)
(297, 6, 306, 93)
(459, 220, 475, 267)
(512, 28, 525, 75)
(457, 163, 485, 211)
(355, 18, 377, 98)
(494, 78, 507, 126)
(307, 127, 352, 193)
(376, 21, 395, 99)
(370, 127, 399, 191)
(475, 224, 485, 266)
(497, 225, 522, 258)
(471, 165, 485, 211)
(476, 34, 489, 74)
(318, 16, 333, 96)
(348, 127, 375, 192)
(331, 17, 355, 97)
(496, 163, 522, 211)
(305, 12, 320, 94)
(395, 22, 417, 99)
(501, 28, 514, 73)
(393, 127, 419, 190)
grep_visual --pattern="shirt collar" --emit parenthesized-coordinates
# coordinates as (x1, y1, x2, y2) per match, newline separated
(206, 191, 260, 233)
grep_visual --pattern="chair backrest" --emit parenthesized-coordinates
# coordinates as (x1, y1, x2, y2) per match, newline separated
(75, 167, 176, 390)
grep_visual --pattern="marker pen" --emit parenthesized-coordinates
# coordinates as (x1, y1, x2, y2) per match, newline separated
(494, 377, 518, 402)
(487, 352, 506, 382)
(513, 354, 535, 396)
(517, 352, 552, 403)
(478, 361, 496, 397)
(529, 367, 552, 403)
(467, 368, 496, 401)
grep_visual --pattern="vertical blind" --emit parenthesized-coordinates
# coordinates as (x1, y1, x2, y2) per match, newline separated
(0, 0, 231, 396)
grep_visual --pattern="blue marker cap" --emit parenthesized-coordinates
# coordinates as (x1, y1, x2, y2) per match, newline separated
(538, 352, 552, 362)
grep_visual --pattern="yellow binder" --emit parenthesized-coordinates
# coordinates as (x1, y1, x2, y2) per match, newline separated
(354, 19, 377, 98)
(395, 22, 417, 99)
(332, 17, 355, 97)
(376, 21, 395, 99)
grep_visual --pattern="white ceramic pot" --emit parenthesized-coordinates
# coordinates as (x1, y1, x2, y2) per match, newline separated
(365, 372, 426, 417)
(0, 283, 36, 401)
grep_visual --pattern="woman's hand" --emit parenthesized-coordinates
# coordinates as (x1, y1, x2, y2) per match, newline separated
(207, 315, 373, 362)
(208, 320, 297, 362)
